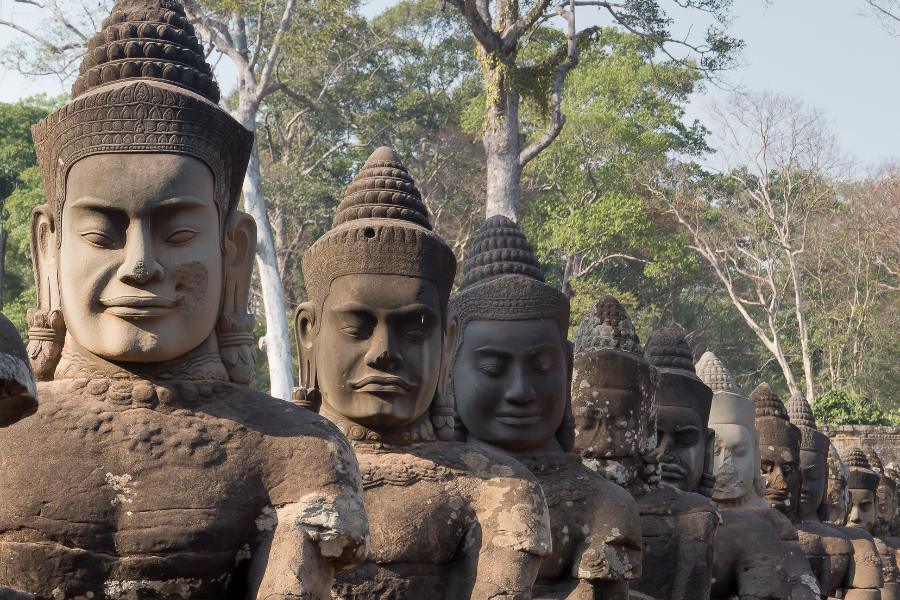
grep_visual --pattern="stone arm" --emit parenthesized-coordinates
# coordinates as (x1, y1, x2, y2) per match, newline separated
(461, 476, 552, 599)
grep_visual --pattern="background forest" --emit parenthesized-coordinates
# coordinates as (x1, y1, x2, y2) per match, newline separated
(0, 0, 897, 423)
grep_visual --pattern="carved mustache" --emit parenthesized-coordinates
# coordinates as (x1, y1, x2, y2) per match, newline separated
(660, 461, 688, 479)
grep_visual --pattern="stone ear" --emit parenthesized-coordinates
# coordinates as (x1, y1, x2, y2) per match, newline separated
(27, 204, 65, 381)
(294, 301, 321, 411)
(698, 427, 717, 497)
(216, 210, 257, 384)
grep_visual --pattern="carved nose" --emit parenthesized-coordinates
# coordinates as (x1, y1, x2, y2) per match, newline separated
(371, 349, 399, 370)
(117, 226, 163, 285)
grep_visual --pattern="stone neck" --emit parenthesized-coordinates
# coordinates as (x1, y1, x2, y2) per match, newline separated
(319, 403, 436, 447)
(516, 452, 582, 475)
(715, 490, 768, 510)
(54, 334, 230, 382)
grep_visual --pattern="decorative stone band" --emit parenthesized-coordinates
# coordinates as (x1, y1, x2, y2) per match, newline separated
(449, 274, 570, 337)
(709, 390, 755, 427)
(301, 219, 456, 316)
(32, 79, 253, 244)
(847, 468, 881, 492)
(757, 416, 801, 448)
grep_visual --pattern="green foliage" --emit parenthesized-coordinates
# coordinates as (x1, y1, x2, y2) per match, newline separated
(812, 388, 896, 426)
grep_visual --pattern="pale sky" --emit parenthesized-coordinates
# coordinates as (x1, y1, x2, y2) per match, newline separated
(1, 0, 897, 168)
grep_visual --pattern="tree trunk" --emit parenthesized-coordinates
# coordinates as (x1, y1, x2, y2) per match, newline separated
(0, 227, 6, 310)
(482, 58, 521, 221)
(234, 97, 295, 401)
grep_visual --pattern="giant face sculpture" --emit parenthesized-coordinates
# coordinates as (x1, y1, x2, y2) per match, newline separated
(645, 328, 714, 496)
(752, 384, 802, 517)
(310, 273, 444, 429)
(59, 154, 221, 362)
(453, 319, 568, 453)
(296, 146, 457, 439)
(570, 295, 656, 488)
(842, 447, 881, 533)
(825, 443, 851, 525)
(786, 393, 831, 520)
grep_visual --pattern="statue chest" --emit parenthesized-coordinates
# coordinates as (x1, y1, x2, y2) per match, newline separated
(532, 470, 591, 580)
(0, 387, 266, 594)
(354, 450, 470, 564)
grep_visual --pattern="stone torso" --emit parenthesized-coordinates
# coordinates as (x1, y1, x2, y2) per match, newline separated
(711, 509, 791, 600)
(796, 519, 854, 596)
(333, 440, 550, 600)
(0, 364, 365, 599)
(521, 455, 640, 599)
(629, 486, 719, 600)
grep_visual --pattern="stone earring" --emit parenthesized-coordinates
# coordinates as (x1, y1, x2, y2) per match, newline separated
(216, 312, 256, 384)
(430, 392, 455, 441)
(26, 308, 65, 381)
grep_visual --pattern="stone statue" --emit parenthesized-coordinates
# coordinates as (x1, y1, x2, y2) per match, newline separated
(865, 449, 900, 600)
(296, 148, 552, 599)
(749, 384, 822, 600)
(826, 441, 853, 527)
(0, 1, 369, 595)
(696, 351, 792, 599)
(571, 301, 717, 600)
(840, 446, 889, 599)
(448, 218, 641, 600)
(0, 314, 38, 599)
(0, 313, 37, 427)
(786, 393, 860, 599)
(884, 464, 900, 569)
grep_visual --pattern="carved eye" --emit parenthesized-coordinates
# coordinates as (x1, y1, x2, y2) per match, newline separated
(165, 228, 198, 245)
(478, 363, 502, 377)
(81, 231, 117, 248)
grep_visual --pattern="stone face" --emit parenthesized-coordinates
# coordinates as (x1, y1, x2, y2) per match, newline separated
(448, 219, 641, 599)
(1, 3, 368, 594)
(297, 151, 552, 598)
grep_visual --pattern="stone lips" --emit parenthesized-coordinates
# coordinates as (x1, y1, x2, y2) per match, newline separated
(301, 147, 456, 315)
(32, 0, 252, 240)
(843, 446, 881, 491)
(787, 393, 830, 455)
(450, 215, 569, 337)
(73, 0, 219, 102)
(572, 294, 642, 356)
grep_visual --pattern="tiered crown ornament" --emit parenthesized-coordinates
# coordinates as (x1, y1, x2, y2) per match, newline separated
(787, 392, 830, 456)
(645, 327, 711, 423)
(843, 446, 881, 491)
(865, 448, 885, 475)
(572, 294, 641, 355)
(449, 215, 572, 449)
(300, 147, 457, 438)
(750, 383, 800, 449)
(28, 0, 255, 383)
(697, 351, 753, 428)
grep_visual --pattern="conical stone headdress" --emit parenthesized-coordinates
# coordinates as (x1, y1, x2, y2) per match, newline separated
(865, 448, 885, 475)
(751, 383, 799, 449)
(697, 351, 753, 427)
(787, 393, 829, 455)
(645, 327, 711, 423)
(449, 215, 569, 336)
(843, 446, 881, 491)
(32, 0, 253, 236)
(573, 294, 641, 355)
(302, 147, 456, 315)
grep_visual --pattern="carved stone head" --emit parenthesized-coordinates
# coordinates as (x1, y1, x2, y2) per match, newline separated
(825, 442, 851, 526)
(697, 351, 762, 507)
(447, 216, 572, 455)
(296, 147, 457, 440)
(0, 313, 37, 426)
(29, 0, 257, 382)
(787, 393, 830, 521)
(886, 464, 900, 535)
(752, 384, 801, 518)
(865, 448, 896, 536)
(843, 446, 881, 532)
(569, 295, 656, 487)
(645, 327, 715, 496)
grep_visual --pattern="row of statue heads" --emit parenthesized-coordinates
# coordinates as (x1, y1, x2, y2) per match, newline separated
(0, 0, 899, 597)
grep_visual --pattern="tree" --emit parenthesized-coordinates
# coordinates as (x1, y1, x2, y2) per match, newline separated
(444, 0, 740, 220)
(653, 92, 844, 402)
(862, 0, 900, 35)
